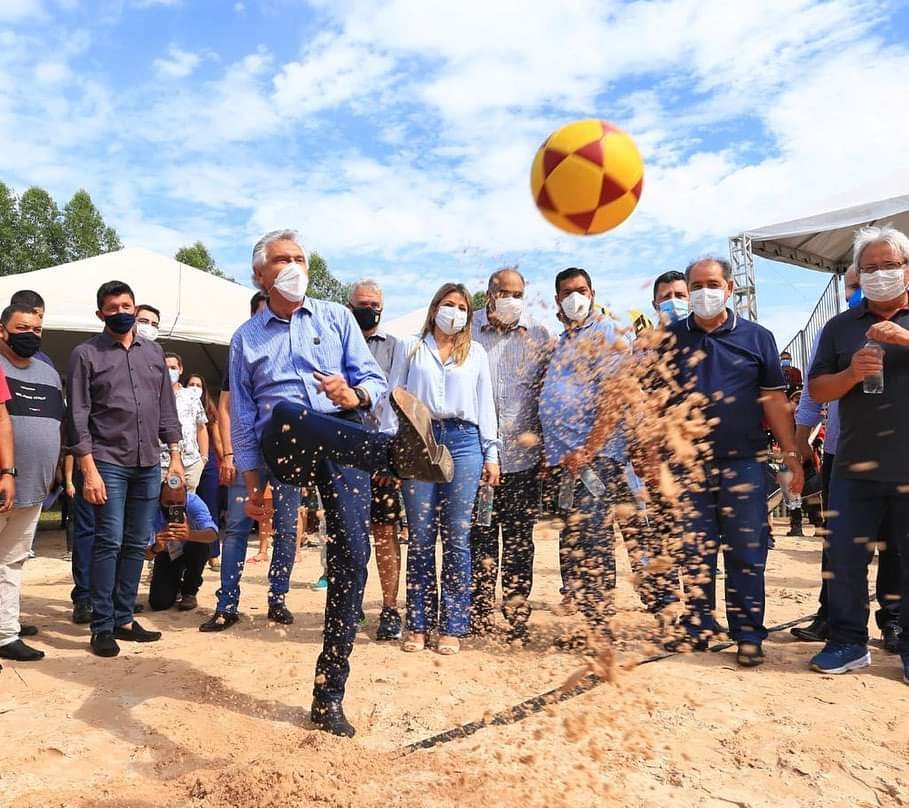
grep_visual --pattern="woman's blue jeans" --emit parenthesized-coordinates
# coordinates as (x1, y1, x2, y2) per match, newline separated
(403, 420, 483, 636)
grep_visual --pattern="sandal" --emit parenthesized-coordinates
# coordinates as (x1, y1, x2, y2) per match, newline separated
(437, 635, 460, 656)
(401, 632, 426, 653)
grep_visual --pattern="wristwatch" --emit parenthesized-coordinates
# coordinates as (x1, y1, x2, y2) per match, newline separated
(0, 467, 17, 477)
(353, 386, 370, 408)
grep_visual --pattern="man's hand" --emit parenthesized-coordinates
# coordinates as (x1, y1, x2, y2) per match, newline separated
(784, 455, 805, 495)
(82, 469, 107, 505)
(866, 321, 909, 347)
(314, 372, 359, 410)
(848, 345, 884, 383)
(219, 455, 237, 486)
(65, 480, 76, 498)
(166, 453, 186, 486)
(481, 463, 500, 487)
(161, 517, 190, 542)
(244, 487, 274, 523)
(561, 448, 590, 476)
(0, 474, 14, 513)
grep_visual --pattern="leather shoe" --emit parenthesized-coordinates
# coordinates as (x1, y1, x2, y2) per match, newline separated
(389, 388, 454, 483)
(311, 699, 356, 737)
(18, 624, 38, 637)
(178, 594, 198, 612)
(0, 639, 45, 661)
(199, 612, 239, 632)
(90, 631, 120, 658)
(72, 600, 92, 625)
(268, 603, 294, 625)
(114, 620, 161, 643)
(882, 622, 902, 654)
(790, 617, 829, 643)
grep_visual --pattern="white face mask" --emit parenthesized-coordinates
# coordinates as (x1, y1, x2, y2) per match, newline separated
(493, 295, 523, 325)
(186, 385, 203, 401)
(168, 368, 181, 384)
(271, 261, 309, 303)
(860, 268, 907, 302)
(689, 288, 728, 319)
(435, 304, 468, 335)
(136, 323, 159, 341)
(559, 291, 591, 322)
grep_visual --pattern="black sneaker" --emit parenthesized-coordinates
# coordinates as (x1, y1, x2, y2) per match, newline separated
(507, 622, 529, 644)
(199, 612, 239, 633)
(90, 631, 120, 658)
(736, 642, 765, 667)
(114, 620, 162, 643)
(0, 639, 45, 661)
(311, 699, 356, 737)
(882, 623, 902, 654)
(268, 603, 294, 625)
(72, 600, 92, 625)
(376, 607, 402, 641)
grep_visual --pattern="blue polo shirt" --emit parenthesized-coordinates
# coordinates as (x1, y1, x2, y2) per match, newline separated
(148, 492, 218, 546)
(666, 309, 785, 461)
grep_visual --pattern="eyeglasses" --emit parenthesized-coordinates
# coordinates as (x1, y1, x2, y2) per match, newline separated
(858, 261, 907, 273)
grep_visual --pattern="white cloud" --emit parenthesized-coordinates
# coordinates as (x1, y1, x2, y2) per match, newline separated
(0, 0, 46, 22)
(153, 44, 202, 79)
(34, 61, 69, 83)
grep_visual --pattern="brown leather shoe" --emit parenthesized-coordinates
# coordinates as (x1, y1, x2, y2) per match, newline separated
(389, 388, 453, 483)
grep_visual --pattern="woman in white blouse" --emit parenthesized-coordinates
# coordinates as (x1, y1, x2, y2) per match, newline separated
(387, 283, 500, 655)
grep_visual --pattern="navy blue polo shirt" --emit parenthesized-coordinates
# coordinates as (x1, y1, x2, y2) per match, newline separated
(666, 309, 786, 460)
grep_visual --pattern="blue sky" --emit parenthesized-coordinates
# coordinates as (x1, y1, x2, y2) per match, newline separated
(2, 0, 908, 348)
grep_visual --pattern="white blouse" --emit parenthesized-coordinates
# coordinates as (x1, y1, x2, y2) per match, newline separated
(382, 333, 500, 463)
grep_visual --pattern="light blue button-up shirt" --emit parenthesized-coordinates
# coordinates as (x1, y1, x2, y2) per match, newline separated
(795, 328, 839, 455)
(230, 298, 387, 473)
(539, 314, 627, 467)
(384, 333, 500, 463)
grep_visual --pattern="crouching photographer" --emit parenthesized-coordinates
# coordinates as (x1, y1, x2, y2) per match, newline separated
(147, 476, 218, 612)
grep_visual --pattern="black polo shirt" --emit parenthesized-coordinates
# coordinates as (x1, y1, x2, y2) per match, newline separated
(666, 309, 785, 461)
(808, 300, 909, 482)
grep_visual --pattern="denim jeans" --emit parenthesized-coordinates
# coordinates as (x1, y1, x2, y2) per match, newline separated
(70, 470, 96, 606)
(215, 471, 301, 614)
(681, 459, 770, 644)
(826, 476, 909, 652)
(90, 462, 161, 634)
(403, 420, 483, 637)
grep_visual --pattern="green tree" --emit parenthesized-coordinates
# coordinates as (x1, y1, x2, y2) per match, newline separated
(101, 225, 122, 253)
(175, 241, 226, 278)
(471, 290, 487, 311)
(16, 186, 66, 272)
(63, 189, 110, 261)
(0, 182, 19, 276)
(307, 251, 350, 304)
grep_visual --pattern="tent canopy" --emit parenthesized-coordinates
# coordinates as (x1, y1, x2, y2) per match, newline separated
(0, 247, 255, 384)
(743, 194, 909, 274)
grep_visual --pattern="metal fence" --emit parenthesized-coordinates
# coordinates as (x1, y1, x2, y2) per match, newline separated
(782, 274, 842, 373)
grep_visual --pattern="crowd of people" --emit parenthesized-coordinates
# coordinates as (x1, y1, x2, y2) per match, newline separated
(0, 224, 907, 738)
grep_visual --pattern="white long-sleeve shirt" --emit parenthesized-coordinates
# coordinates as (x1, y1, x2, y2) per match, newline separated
(383, 333, 500, 463)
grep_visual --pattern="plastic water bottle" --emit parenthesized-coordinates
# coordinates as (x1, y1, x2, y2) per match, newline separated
(863, 340, 884, 394)
(787, 494, 802, 511)
(579, 466, 607, 498)
(475, 484, 494, 527)
(558, 473, 575, 511)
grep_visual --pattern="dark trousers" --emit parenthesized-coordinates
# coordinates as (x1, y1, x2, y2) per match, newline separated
(469, 468, 538, 631)
(263, 402, 385, 704)
(818, 453, 901, 628)
(826, 476, 909, 651)
(70, 475, 96, 606)
(681, 459, 769, 644)
(148, 541, 211, 610)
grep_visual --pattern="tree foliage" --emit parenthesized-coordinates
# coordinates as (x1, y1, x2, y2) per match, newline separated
(471, 290, 487, 311)
(0, 182, 122, 275)
(307, 251, 350, 304)
(175, 240, 227, 278)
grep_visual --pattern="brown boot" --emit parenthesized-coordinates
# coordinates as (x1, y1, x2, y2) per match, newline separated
(389, 388, 453, 483)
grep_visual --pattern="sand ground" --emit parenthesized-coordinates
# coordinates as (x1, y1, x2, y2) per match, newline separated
(2, 519, 907, 808)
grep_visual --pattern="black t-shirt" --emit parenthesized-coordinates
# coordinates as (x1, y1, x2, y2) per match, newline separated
(809, 300, 909, 482)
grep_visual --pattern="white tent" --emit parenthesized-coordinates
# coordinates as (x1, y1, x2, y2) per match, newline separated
(383, 307, 427, 338)
(0, 247, 255, 383)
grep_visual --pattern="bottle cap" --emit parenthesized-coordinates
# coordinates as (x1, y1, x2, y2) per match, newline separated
(166, 474, 182, 489)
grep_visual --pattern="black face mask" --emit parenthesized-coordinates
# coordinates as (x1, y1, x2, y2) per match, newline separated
(105, 312, 136, 334)
(351, 306, 381, 331)
(6, 331, 42, 359)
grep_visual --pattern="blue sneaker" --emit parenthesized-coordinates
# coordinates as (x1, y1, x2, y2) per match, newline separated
(312, 576, 328, 590)
(901, 654, 909, 685)
(810, 643, 871, 674)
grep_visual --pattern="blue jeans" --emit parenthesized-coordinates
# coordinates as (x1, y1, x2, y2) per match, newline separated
(215, 471, 301, 614)
(90, 462, 161, 634)
(403, 420, 483, 636)
(827, 476, 909, 652)
(681, 459, 769, 644)
(70, 470, 96, 605)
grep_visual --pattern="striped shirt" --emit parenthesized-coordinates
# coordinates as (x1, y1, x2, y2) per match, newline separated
(229, 298, 387, 473)
(472, 309, 550, 473)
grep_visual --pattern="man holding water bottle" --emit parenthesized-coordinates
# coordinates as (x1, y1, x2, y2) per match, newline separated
(807, 225, 909, 681)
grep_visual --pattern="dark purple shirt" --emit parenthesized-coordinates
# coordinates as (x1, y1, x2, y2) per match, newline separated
(66, 331, 181, 468)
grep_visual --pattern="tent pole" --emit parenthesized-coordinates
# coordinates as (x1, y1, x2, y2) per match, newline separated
(729, 234, 758, 321)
